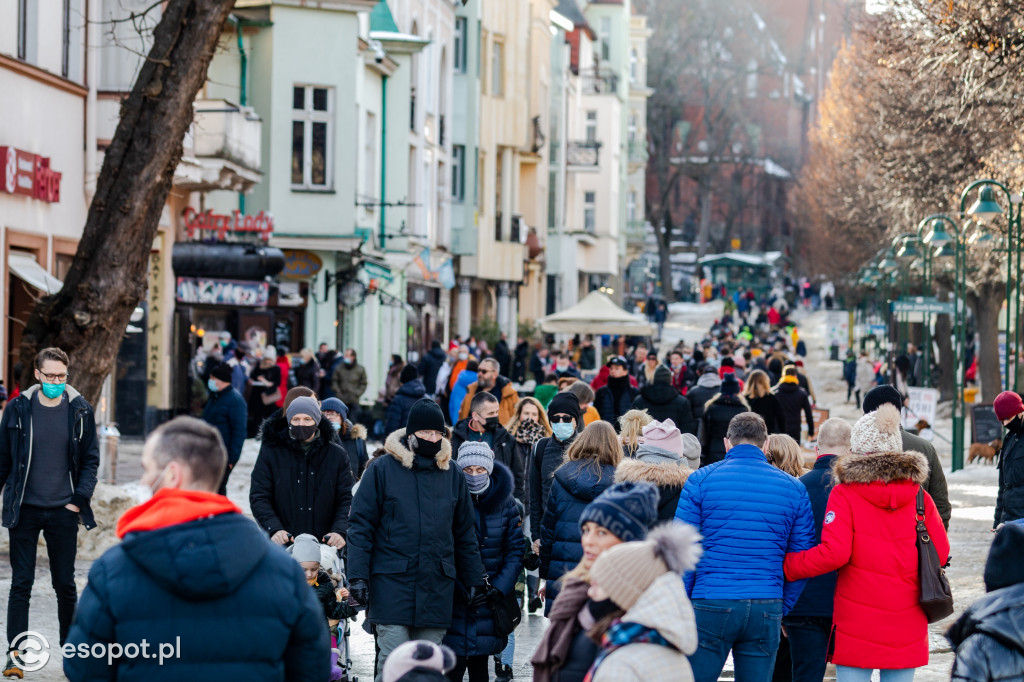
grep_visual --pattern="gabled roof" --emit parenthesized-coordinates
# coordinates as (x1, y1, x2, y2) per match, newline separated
(369, 0, 399, 33)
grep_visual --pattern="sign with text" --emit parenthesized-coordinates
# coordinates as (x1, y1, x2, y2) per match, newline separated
(175, 277, 269, 306)
(892, 297, 954, 314)
(183, 208, 273, 242)
(281, 249, 323, 279)
(1, 146, 62, 202)
(810, 407, 830, 439)
(902, 387, 939, 436)
(825, 310, 850, 354)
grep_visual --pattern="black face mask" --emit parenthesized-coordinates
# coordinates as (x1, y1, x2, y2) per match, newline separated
(1008, 415, 1024, 435)
(588, 598, 621, 621)
(484, 416, 501, 431)
(290, 424, 318, 442)
(414, 438, 443, 459)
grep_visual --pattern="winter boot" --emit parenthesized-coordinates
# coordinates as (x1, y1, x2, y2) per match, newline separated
(495, 662, 514, 682)
(2, 652, 24, 680)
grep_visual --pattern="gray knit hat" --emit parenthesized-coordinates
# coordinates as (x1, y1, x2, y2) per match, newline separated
(457, 441, 494, 475)
(292, 533, 321, 564)
(287, 396, 321, 424)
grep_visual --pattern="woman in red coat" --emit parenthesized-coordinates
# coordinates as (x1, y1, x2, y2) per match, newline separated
(784, 404, 949, 682)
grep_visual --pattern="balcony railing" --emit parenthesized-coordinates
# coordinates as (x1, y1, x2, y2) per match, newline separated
(567, 141, 601, 167)
(581, 68, 619, 95)
(510, 215, 522, 243)
(192, 100, 262, 172)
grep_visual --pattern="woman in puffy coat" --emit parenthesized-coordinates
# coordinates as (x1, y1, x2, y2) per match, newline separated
(616, 419, 698, 521)
(443, 443, 523, 682)
(784, 404, 950, 682)
(700, 373, 749, 466)
(631, 365, 697, 435)
(540, 422, 621, 611)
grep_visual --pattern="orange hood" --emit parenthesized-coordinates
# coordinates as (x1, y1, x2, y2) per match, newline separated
(117, 488, 242, 539)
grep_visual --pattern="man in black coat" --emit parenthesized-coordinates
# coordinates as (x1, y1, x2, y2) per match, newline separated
(530, 347, 550, 385)
(347, 400, 486, 679)
(632, 365, 697, 435)
(529, 393, 581, 546)
(451, 392, 525, 503)
(512, 337, 530, 384)
(63, 417, 328, 682)
(785, 418, 849, 682)
(249, 397, 353, 547)
(201, 362, 248, 495)
(687, 366, 721, 425)
(594, 356, 640, 432)
(774, 367, 815, 442)
(385, 365, 427, 437)
(493, 332, 513, 378)
(418, 340, 448, 398)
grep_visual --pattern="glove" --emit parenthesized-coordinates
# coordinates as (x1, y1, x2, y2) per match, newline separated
(468, 585, 489, 608)
(485, 586, 503, 604)
(349, 579, 369, 608)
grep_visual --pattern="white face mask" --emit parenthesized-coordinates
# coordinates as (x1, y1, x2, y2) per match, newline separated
(138, 466, 169, 503)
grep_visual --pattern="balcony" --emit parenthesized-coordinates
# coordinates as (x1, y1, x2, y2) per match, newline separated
(581, 68, 619, 95)
(625, 220, 647, 241)
(179, 100, 262, 192)
(628, 141, 648, 164)
(510, 215, 522, 243)
(567, 141, 601, 168)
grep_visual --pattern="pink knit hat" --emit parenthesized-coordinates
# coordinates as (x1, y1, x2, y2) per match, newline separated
(641, 419, 684, 456)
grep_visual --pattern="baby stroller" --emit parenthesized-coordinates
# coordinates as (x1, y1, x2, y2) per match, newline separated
(289, 542, 357, 681)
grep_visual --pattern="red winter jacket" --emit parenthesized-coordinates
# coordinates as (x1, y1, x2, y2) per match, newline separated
(784, 450, 949, 670)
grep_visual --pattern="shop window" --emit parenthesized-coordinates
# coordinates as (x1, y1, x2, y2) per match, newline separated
(292, 85, 334, 190)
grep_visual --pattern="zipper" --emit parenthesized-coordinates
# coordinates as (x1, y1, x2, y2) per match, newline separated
(18, 413, 33, 510)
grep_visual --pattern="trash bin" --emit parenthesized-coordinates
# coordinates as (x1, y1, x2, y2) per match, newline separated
(99, 424, 120, 483)
(830, 342, 840, 361)
(964, 387, 979, 405)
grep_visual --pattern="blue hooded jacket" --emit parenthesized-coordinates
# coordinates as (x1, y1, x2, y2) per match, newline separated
(674, 443, 815, 614)
(449, 370, 478, 425)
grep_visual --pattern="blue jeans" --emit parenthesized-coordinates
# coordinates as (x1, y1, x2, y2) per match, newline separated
(783, 616, 832, 682)
(835, 666, 915, 682)
(689, 599, 783, 682)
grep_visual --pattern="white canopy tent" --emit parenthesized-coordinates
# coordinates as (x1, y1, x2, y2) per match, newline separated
(539, 291, 655, 336)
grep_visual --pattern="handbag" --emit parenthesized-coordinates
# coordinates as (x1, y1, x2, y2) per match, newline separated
(915, 487, 954, 623)
(490, 588, 522, 637)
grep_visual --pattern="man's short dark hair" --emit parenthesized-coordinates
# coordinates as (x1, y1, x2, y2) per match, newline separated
(346, 348, 358, 361)
(727, 412, 768, 446)
(470, 391, 499, 414)
(148, 416, 226, 492)
(35, 347, 69, 370)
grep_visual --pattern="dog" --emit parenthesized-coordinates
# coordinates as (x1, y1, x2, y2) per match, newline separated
(969, 439, 1003, 465)
(914, 419, 931, 433)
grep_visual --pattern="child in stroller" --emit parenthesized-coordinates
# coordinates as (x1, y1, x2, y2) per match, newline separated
(292, 534, 359, 681)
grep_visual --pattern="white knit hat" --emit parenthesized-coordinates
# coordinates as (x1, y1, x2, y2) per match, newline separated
(850, 403, 903, 455)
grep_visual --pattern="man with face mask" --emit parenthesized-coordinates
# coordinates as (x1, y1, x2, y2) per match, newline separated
(63, 417, 329, 681)
(201, 362, 247, 496)
(347, 399, 486, 681)
(0, 348, 99, 677)
(994, 391, 1024, 530)
(250, 397, 353, 549)
(529, 393, 582, 559)
(457, 358, 520, 426)
(452, 392, 524, 504)
(594, 356, 641, 433)
(331, 348, 368, 419)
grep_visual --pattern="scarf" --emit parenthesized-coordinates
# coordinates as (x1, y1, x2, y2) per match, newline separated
(582, 620, 675, 682)
(515, 418, 546, 445)
(780, 375, 799, 385)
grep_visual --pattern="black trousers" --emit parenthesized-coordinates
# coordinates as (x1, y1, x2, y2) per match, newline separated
(217, 461, 236, 496)
(446, 655, 489, 682)
(7, 504, 80, 647)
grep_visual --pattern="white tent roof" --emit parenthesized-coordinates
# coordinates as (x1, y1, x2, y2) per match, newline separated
(539, 291, 655, 335)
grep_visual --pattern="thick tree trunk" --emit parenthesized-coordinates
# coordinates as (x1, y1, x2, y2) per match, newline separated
(18, 0, 237, 405)
(968, 269, 1007, 402)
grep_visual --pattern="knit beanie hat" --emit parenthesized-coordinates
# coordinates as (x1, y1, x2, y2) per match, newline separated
(578, 482, 658, 542)
(210, 362, 234, 383)
(383, 641, 456, 682)
(320, 397, 348, 419)
(456, 441, 495, 475)
(984, 522, 1024, 592)
(640, 419, 684, 460)
(400, 364, 420, 385)
(589, 524, 703, 612)
(851, 403, 903, 455)
(681, 433, 701, 468)
(547, 392, 582, 425)
(287, 396, 322, 425)
(291, 533, 321, 564)
(406, 398, 446, 434)
(721, 373, 741, 396)
(652, 365, 672, 385)
(994, 391, 1024, 422)
(861, 384, 904, 414)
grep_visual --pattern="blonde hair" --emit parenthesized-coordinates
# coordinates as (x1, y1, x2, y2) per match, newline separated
(767, 433, 806, 477)
(618, 409, 653, 456)
(506, 397, 552, 437)
(743, 370, 772, 400)
(562, 421, 622, 479)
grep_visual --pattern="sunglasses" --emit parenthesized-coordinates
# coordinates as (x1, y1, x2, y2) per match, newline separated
(551, 415, 574, 424)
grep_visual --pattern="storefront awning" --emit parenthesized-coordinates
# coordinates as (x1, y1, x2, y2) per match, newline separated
(8, 253, 63, 294)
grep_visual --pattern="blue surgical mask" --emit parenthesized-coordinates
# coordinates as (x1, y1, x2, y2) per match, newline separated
(41, 382, 65, 400)
(464, 472, 490, 494)
(552, 422, 575, 441)
(207, 378, 220, 393)
(330, 421, 342, 432)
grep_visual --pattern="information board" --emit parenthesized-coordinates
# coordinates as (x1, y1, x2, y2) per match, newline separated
(972, 404, 1004, 445)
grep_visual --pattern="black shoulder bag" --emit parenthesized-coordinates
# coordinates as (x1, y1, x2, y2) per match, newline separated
(916, 487, 954, 623)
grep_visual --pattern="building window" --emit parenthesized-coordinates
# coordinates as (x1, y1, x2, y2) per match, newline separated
(364, 111, 376, 203)
(454, 17, 468, 73)
(491, 38, 504, 96)
(17, 0, 37, 63)
(292, 85, 334, 190)
(452, 144, 466, 201)
(585, 111, 597, 143)
(627, 190, 637, 222)
(600, 17, 611, 62)
(584, 191, 596, 233)
(630, 47, 638, 83)
(628, 112, 638, 143)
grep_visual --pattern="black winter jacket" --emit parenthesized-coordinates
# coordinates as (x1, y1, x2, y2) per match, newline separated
(747, 393, 786, 435)
(64, 511, 329, 681)
(788, 454, 839, 618)
(529, 435, 576, 539)
(686, 379, 721, 423)
(202, 387, 248, 463)
(418, 347, 448, 397)
(444, 462, 524, 657)
(294, 359, 321, 393)
(451, 419, 525, 504)
(339, 421, 369, 482)
(996, 423, 1024, 529)
(903, 428, 951, 529)
(774, 382, 814, 441)
(347, 429, 486, 629)
(0, 384, 99, 530)
(949, 582, 1024, 681)
(249, 416, 354, 539)
(701, 394, 750, 467)
(539, 460, 616, 584)
(594, 381, 639, 432)
(631, 382, 697, 435)
(385, 379, 427, 437)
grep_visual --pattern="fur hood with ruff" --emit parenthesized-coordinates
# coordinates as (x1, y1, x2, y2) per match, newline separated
(383, 427, 453, 470)
(615, 456, 691, 489)
(832, 450, 929, 486)
(704, 392, 750, 411)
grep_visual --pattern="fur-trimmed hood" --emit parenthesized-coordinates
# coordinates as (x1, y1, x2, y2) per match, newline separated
(471, 460, 514, 513)
(344, 421, 367, 441)
(384, 427, 452, 470)
(615, 456, 691, 489)
(833, 450, 929, 485)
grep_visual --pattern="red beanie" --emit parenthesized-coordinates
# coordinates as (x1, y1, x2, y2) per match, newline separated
(994, 391, 1024, 422)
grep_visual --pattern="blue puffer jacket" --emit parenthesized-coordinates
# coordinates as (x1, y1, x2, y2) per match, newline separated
(788, 454, 839, 618)
(539, 460, 616, 584)
(449, 371, 478, 425)
(444, 462, 524, 657)
(675, 443, 815, 614)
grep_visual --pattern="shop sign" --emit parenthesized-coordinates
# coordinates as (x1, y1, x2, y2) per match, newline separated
(176, 277, 269, 306)
(0, 147, 62, 202)
(281, 250, 323, 279)
(364, 261, 393, 283)
(183, 208, 274, 242)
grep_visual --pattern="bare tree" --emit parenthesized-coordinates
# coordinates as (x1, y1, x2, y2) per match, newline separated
(18, 0, 237, 404)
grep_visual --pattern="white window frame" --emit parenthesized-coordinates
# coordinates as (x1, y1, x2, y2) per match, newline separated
(452, 144, 466, 201)
(630, 47, 638, 83)
(627, 111, 638, 144)
(627, 190, 637, 222)
(585, 110, 597, 143)
(584, 191, 596, 233)
(600, 17, 611, 62)
(454, 17, 468, 73)
(491, 37, 504, 97)
(291, 84, 335, 191)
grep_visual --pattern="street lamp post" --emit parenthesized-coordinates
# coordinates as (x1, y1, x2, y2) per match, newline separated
(911, 223, 936, 387)
(897, 234, 927, 384)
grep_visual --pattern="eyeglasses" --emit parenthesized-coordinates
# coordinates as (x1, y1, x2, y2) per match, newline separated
(40, 372, 68, 382)
(550, 415, 574, 424)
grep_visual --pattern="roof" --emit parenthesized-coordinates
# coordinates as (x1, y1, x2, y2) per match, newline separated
(556, 0, 588, 27)
(369, 0, 399, 33)
(539, 291, 655, 335)
(698, 251, 784, 268)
